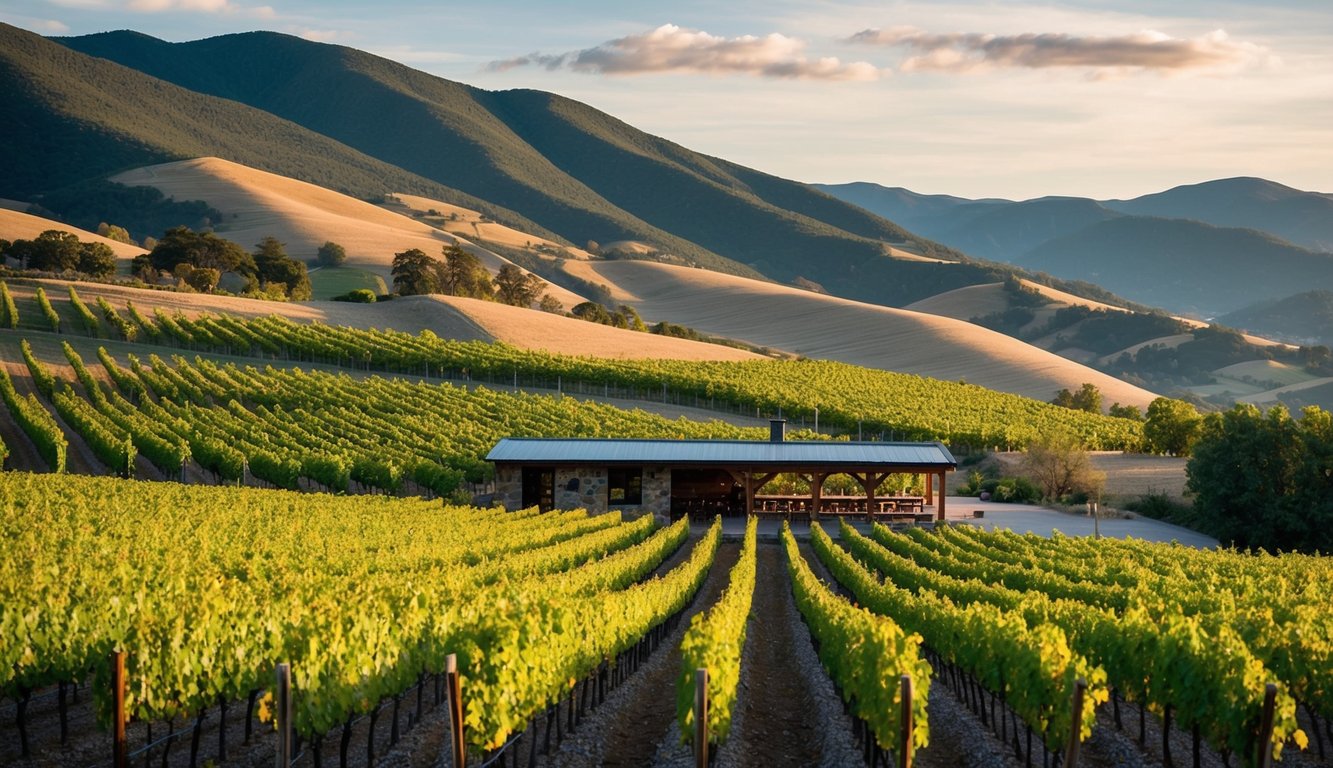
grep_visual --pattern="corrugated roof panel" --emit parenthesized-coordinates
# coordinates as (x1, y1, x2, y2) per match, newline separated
(486, 438, 956, 467)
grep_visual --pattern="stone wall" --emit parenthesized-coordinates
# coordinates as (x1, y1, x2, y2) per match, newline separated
(555, 467, 608, 512)
(493, 464, 671, 520)
(495, 465, 523, 510)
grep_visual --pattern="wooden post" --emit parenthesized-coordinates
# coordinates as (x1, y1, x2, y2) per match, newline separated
(1064, 678, 1087, 768)
(936, 472, 947, 521)
(810, 472, 826, 519)
(112, 651, 128, 768)
(274, 663, 291, 768)
(898, 674, 913, 768)
(1256, 683, 1278, 768)
(694, 668, 709, 768)
(924, 472, 934, 506)
(446, 655, 466, 768)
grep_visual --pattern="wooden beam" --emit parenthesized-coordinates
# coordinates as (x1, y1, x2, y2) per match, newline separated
(937, 472, 947, 521)
(810, 472, 827, 519)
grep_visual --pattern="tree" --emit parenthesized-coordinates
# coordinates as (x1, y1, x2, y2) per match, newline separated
(1052, 382, 1102, 413)
(617, 305, 647, 332)
(253, 237, 311, 300)
(493, 264, 547, 306)
(77, 242, 117, 278)
(97, 222, 134, 244)
(316, 241, 348, 267)
(23, 230, 83, 272)
(439, 245, 492, 299)
(1020, 432, 1105, 502)
(392, 248, 441, 296)
(1186, 404, 1332, 552)
(150, 227, 255, 276)
(571, 301, 613, 325)
(539, 295, 564, 314)
(175, 264, 220, 292)
(1108, 403, 1143, 421)
(131, 254, 158, 283)
(1143, 397, 1203, 456)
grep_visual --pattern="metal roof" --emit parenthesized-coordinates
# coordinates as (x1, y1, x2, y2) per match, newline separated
(486, 438, 956, 469)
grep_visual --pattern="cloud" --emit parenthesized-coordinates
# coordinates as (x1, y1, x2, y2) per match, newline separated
(848, 27, 1268, 74)
(490, 24, 883, 81)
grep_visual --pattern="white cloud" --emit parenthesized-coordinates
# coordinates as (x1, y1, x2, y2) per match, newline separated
(490, 24, 883, 81)
(849, 27, 1269, 74)
(296, 28, 342, 43)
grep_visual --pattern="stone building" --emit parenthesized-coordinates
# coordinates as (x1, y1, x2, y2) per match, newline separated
(486, 420, 956, 523)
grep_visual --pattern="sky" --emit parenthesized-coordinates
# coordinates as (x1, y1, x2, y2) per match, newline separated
(4, 0, 1332, 200)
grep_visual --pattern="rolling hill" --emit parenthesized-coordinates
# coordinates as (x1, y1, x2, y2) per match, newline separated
(107, 157, 588, 307)
(0, 24, 552, 244)
(819, 179, 1333, 317)
(553, 259, 1158, 408)
(1020, 217, 1333, 318)
(1104, 177, 1333, 252)
(1218, 291, 1333, 346)
(46, 26, 1079, 307)
(99, 155, 1154, 406)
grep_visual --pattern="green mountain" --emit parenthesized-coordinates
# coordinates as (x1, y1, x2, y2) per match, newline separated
(1219, 291, 1333, 346)
(1105, 177, 1333, 252)
(0, 23, 552, 242)
(1020, 217, 1333, 317)
(53, 28, 1011, 304)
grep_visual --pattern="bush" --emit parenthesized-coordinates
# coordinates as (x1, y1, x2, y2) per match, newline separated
(978, 476, 1042, 503)
(1122, 492, 1193, 524)
(331, 289, 377, 303)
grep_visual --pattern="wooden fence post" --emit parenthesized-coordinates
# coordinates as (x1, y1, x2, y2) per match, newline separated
(1064, 677, 1087, 768)
(274, 663, 291, 768)
(694, 668, 709, 768)
(1256, 683, 1278, 768)
(446, 654, 466, 768)
(898, 674, 914, 768)
(112, 650, 127, 768)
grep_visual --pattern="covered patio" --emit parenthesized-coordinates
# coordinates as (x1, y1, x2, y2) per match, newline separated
(487, 420, 957, 522)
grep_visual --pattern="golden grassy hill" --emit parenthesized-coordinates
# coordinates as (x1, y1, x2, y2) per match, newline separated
(0, 209, 147, 260)
(110, 158, 588, 307)
(559, 260, 1160, 408)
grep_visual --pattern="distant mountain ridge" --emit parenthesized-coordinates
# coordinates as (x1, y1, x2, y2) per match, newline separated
(1219, 291, 1333, 346)
(817, 178, 1333, 316)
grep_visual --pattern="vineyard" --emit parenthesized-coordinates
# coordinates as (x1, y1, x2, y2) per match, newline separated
(0, 283, 1329, 767)
(2, 472, 1328, 767)
(0, 472, 721, 766)
(0, 282, 1144, 451)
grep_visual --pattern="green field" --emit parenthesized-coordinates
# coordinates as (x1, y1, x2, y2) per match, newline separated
(308, 266, 388, 299)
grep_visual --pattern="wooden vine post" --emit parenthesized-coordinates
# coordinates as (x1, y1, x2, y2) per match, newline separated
(694, 668, 709, 768)
(898, 674, 914, 768)
(275, 663, 292, 768)
(1063, 677, 1087, 768)
(1256, 683, 1278, 768)
(446, 654, 466, 768)
(112, 650, 128, 768)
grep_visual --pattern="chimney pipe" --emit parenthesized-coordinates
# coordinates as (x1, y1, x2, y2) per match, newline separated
(770, 419, 786, 443)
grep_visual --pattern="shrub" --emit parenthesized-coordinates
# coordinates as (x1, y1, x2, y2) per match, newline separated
(332, 288, 377, 303)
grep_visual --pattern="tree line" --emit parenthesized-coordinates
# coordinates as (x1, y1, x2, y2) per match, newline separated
(391, 244, 558, 310)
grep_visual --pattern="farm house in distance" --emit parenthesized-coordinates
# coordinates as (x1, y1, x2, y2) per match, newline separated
(486, 420, 957, 522)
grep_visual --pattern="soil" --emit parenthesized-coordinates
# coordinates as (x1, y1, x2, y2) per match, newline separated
(732, 545, 821, 767)
(593, 541, 741, 767)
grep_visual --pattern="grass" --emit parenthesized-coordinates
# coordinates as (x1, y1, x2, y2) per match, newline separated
(308, 267, 388, 300)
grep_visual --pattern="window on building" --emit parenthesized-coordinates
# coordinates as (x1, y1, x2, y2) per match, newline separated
(607, 467, 643, 505)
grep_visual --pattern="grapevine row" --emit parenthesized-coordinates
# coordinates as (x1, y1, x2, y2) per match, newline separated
(677, 515, 758, 746)
(781, 523, 931, 759)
